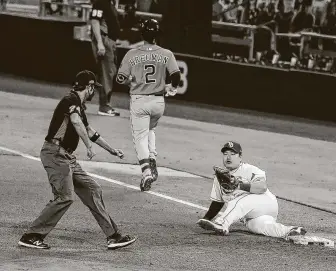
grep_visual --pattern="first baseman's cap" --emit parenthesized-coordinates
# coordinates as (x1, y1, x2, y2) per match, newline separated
(73, 70, 102, 88)
(221, 141, 242, 154)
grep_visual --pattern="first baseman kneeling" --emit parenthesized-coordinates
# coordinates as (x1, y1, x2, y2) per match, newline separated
(197, 141, 307, 240)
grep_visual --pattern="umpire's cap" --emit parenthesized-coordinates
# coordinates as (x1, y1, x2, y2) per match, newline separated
(141, 19, 160, 43)
(221, 141, 242, 154)
(73, 70, 102, 89)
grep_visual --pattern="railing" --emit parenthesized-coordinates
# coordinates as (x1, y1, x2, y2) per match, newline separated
(2, 1, 260, 61)
(301, 32, 336, 59)
(4, 1, 336, 71)
(273, 31, 336, 72)
(212, 21, 257, 61)
(117, 8, 162, 21)
(38, 0, 91, 21)
(115, 10, 257, 60)
(73, 3, 259, 61)
(1, 1, 39, 14)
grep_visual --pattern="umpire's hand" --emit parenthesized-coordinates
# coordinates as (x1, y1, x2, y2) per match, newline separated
(87, 146, 96, 160)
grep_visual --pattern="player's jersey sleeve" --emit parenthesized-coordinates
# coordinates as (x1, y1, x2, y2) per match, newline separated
(243, 164, 266, 184)
(90, 0, 105, 21)
(116, 51, 132, 84)
(62, 96, 80, 116)
(250, 171, 266, 183)
(167, 51, 180, 75)
(210, 176, 225, 202)
(63, 95, 89, 127)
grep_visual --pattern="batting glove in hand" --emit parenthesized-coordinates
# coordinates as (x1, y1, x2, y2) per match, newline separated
(165, 84, 177, 97)
(213, 166, 239, 194)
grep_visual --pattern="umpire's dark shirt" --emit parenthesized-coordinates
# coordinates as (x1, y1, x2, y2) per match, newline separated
(90, 0, 120, 41)
(45, 91, 88, 152)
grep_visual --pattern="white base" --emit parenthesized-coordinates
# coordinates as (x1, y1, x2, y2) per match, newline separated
(288, 235, 335, 248)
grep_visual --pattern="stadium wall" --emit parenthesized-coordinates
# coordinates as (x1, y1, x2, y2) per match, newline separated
(0, 13, 335, 122)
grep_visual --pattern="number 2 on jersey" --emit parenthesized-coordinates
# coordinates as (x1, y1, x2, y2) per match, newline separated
(144, 64, 156, 84)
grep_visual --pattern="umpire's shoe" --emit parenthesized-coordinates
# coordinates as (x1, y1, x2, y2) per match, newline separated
(140, 174, 154, 192)
(149, 158, 158, 182)
(18, 234, 50, 249)
(107, 234, 137, 250)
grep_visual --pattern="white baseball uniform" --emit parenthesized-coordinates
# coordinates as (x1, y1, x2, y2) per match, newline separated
(210, 162, 296, 238)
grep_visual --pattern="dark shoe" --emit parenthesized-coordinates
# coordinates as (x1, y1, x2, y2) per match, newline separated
(18, 235, 50, 249)
(107, 235, 136, 250)
(287, 226, 307, 239)
(140, 175, 154, 192)
(98, 108, 120, 116)
(149, 158, 158, 182)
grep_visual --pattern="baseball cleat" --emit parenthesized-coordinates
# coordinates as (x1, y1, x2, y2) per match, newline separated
(98, 109, 120, 117)
(107, 235, 137, 250)
(286, 226, 307, 240)
(149, 158, 158, 182)
(18, 235, 50, 249)
(197, 219, 229, 235)
(140, 175, 154, 192)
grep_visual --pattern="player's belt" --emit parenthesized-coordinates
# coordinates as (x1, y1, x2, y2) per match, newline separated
(47, 139, 74, 154)
(132, 93, 164, 97)
(147, 93, 164, 96)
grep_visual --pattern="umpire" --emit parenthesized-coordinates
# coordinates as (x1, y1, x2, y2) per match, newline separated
(90, 0, 121, 116)
(18, 70, 136, 250)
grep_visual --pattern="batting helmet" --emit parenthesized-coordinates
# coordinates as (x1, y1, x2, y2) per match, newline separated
(141, 19, 160, 43)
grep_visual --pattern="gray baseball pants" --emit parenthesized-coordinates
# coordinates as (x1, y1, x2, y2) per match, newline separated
(130, 95, 165, 176)
(25, 141, 119, 238)
(91, 35, 118, 112)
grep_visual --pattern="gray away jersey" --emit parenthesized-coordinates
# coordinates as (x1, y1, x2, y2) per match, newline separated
(117, 44, 180, 95)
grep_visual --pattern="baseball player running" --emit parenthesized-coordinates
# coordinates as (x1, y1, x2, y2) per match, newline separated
(116, 19, 181, 192)
(197, 141, 307, 240)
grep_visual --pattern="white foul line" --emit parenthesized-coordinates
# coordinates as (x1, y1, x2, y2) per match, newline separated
(0, 146, 208, 211)
(0, 146, 40, 161)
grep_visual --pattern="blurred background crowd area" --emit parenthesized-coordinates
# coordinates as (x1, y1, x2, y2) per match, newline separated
(120, 0, 336, 73)
(2, 0, 336, 73)
(210, 0, 336, 71)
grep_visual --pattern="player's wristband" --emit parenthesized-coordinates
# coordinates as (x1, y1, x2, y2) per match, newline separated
(239, 182, 251, 192)
(90, 132, 101, 142)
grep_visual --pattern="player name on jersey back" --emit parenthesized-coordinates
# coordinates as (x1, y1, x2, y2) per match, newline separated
(129, 53, 169, 67)
(117, 44, 180, 95)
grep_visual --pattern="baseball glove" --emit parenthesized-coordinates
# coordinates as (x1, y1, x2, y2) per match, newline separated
(213, 166, 239, 194)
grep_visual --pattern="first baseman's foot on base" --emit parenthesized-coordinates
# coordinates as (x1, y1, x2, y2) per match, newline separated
(18, 234, 50, 249)
(286, 226, 307, 240)
(107, 234, 137, 250)
(197, 219, 229, 235)
(140, 175, 154, 192)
